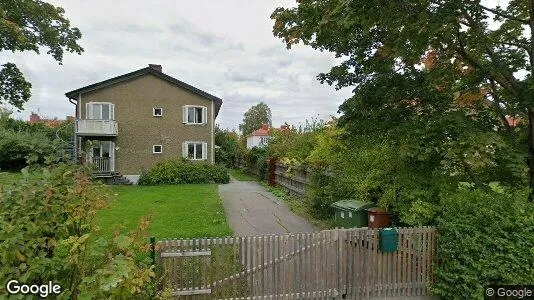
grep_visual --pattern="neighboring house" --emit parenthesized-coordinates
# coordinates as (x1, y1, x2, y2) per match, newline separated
(246, 124, 270, 149)
(29, 112, 74, 128)
(65, 64, 222, 183)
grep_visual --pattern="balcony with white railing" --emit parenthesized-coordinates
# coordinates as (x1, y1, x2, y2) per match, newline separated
(76, 119, 118, 136)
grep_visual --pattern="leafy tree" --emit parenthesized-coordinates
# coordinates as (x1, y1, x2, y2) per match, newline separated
(239, 102, 272, 136)
(271, 0, 534, 200)
(214, 124, 243, 167)
(0, 0, 83, 109)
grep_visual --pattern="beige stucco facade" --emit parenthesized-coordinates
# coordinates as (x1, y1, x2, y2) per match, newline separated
(75, 73, 216, 175)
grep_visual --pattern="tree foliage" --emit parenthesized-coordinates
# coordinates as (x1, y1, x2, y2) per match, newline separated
(271, 0, 534, 199)
(0, 110, 68, 170)
(239, 102, 272, 136)
(214, 125, 244, 168)
(0, 0, 83, 109)
(0, 164, 154, 298)
(434, 186, 534, 299)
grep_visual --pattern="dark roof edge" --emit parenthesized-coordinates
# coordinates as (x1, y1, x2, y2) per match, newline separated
(65, 67, 223, 118)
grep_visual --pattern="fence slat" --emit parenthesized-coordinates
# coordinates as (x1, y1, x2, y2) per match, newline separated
(157, 227, 437, 299)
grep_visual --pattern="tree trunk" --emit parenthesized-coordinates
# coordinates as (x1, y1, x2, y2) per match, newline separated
(528, 108, 534, 202)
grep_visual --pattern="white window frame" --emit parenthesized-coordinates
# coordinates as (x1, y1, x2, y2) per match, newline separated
(153, 107, 163, 117)
(153, 145, 163, 154)
(182, 141, 207, 160)
(86, 102, 115, 120)
(259, 136, 269, 146)
(183, 105, 207, 125)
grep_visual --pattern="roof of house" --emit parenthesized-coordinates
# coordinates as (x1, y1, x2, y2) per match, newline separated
(65, 66, 223, 118)
(247, 124, 270, 137)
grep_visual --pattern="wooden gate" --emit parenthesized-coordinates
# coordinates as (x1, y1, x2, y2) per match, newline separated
(156, 227, 436, 299)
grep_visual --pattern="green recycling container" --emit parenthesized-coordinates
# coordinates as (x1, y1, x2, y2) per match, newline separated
(379, 227, 398, 253)
(331, 200, 374, 228)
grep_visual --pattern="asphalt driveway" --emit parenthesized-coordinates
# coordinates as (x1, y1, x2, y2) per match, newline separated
(218, 178, 315, 236)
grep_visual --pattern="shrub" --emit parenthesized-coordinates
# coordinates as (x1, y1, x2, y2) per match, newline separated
(433, 185, 534, 299)
(0, 129, 64, 170)
(214, 126, 243, 168)
(138, 158, 230, 185)
(0, 164, 154, 298)
(243, 147, 268, 180)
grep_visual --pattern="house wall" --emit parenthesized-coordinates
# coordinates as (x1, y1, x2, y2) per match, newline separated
(78, 73, 215, 175)
(246, 135, 269, 149)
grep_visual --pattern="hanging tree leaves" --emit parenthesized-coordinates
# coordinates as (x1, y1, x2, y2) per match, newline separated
(271, 0, 534, 200)
(0, 0, 84, 109)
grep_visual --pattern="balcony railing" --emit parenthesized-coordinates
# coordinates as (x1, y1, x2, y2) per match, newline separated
(76, 119, 118, 136)
(92, 157, 112, 173)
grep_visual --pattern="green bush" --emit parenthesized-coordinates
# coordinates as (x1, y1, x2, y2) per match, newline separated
(243, 147, 268, 180)
(138, 158, 230, 185)
(0, 129, 64, 170)
(0, 164, 155, 298)
(433, 186, 534, 299)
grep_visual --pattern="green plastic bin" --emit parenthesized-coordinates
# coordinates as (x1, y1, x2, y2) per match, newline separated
(379, 227, 398, 253)
(331, 200, 373, 228)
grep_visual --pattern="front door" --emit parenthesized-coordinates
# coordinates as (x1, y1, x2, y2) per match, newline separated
(88, 141, 115, 172)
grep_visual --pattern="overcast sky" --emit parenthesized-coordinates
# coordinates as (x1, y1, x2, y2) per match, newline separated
(1, 0, 353, 130)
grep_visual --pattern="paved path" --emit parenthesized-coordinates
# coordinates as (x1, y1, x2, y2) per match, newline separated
(219, 178, 316, 236)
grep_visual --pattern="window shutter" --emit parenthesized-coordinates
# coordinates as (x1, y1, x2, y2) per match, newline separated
(182, 142, 188, 158)
(182, 106, 188, 124)
(110, 104, 115, 120)
(86, 103, 90, 119)
(202, 143, 208, 160)
(202, 107, 208, 124)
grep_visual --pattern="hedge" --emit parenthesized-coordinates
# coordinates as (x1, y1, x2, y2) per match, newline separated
(138, 158, 230, 185)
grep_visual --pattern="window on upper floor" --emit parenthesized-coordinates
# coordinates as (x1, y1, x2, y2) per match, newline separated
(86, 102, 114, 120)
(182, 141, 207, 160)
(183, 105, 207, 124)
(153, 145, 162, 154)
(153, 108, 163, 117)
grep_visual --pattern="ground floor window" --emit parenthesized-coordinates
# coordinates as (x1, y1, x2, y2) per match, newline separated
(183, 142, 207, 160)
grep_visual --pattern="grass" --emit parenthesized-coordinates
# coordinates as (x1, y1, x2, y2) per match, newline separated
(228, 168, 257, 181)
(97, 184, 232, 239)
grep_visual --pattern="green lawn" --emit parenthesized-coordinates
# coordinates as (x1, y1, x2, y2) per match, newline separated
(97, 184, 232, 239)
(228, 168, 257, 181)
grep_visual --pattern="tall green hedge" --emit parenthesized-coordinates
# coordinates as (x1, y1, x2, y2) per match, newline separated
(138, 158, 230, 185)
(433, 186, 534, 299)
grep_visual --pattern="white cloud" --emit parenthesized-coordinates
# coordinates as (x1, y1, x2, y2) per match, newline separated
(1, 0, 352, 130)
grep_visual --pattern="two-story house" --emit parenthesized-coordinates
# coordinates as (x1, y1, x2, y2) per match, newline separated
(65, 64, 222, 184)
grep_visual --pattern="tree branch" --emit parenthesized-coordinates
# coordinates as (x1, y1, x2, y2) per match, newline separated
(454, 30, 517, 98)
(480, 5, 530, 24)
(488, 78, 513, 132)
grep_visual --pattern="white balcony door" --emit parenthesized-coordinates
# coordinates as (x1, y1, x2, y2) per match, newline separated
(88, 141, 115, 172)
(87, 102, 114, 120)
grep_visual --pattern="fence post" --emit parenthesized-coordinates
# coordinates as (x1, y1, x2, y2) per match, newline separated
(150, 236, 156, 298)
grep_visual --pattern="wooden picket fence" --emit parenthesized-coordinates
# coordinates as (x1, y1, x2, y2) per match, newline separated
(155, 226, 436, 299)
(273, 163, 310, 197)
